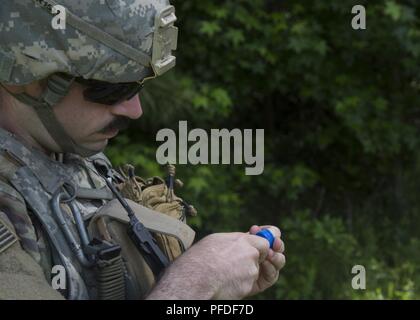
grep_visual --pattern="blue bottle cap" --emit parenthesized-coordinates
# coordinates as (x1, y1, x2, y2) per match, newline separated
(256, 229, 275, 249)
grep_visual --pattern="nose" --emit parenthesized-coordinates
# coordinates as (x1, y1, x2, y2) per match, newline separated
(110, 95, 143, 119)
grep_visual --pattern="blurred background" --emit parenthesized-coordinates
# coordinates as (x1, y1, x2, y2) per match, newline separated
(107, 0, 420, 299)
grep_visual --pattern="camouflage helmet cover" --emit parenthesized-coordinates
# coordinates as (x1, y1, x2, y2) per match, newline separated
(0, 0, 177, 85)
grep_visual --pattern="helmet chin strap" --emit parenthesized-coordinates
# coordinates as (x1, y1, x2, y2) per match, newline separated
(1, 74, 100, 157)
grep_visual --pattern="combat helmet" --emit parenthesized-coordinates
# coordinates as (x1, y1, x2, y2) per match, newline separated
(0, 0, 178, 156)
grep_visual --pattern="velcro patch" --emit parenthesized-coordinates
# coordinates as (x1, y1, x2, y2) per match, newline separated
(0, 218, 18, 254)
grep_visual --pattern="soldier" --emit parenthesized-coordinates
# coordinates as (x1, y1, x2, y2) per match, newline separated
(0, 0, 285, 300)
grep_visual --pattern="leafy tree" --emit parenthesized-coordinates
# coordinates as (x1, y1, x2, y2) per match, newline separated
(108, 0, 420, 299)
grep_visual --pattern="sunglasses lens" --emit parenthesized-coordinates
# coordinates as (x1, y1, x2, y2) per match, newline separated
(76, 78, 143, 105)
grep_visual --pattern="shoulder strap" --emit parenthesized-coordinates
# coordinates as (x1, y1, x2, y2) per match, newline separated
(92, 199, 195, 250)
(0, 128, 89, 299)
(0, 151, 42, 262)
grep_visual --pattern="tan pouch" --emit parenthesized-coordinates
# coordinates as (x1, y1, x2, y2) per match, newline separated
(116, 165, 197, 261)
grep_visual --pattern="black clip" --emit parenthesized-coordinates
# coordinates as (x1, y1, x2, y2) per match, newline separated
(92, 160, 169, 277)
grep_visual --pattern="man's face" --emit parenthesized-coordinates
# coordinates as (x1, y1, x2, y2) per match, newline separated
(2, 79, 143, 154)
(53, 81, 143, 152)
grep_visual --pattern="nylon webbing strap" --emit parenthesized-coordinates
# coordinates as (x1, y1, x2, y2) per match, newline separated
(76, 187, 114, 200)
(43, 73, 74, 105)
(0, 74, 77, 153)
(11, 166, 89, 300)
(31, 98, 76, 152)
(93, 198, 196, 251)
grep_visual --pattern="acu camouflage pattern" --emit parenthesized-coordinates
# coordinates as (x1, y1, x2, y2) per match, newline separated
(0, 0, 173, 85)
(0, 127, 112, 284)
(0, 130, 120, 299)
(0, 149, 42, 263)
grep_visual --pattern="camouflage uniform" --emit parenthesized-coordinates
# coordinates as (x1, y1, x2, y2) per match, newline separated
(0, 0, 193, 300)
(0, 139, 108, 300)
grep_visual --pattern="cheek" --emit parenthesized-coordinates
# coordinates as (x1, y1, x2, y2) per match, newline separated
(53, 87, 109, 137)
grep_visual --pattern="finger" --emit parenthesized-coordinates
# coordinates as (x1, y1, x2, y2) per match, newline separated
(246, 234, 271, 263)
(249, 226, 282, 251)
(259, 225, 281, 238)
(249, 225, 282, 238)
(251, 260, 279, 294)
(272, 238, 285, 253)
(267, 252, 286, 271)
(260, 260, 280, 284)
(249, 225, 262, 234)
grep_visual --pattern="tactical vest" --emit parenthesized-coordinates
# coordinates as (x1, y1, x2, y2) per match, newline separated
(0, 128, 195, 299)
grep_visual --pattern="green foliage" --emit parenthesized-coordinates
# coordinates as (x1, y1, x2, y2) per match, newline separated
(107, 0, 420, 299)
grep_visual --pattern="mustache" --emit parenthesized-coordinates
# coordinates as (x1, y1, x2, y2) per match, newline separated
(99, 116, 131, 134)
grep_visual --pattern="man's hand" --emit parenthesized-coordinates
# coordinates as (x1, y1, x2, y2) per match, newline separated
(209, 225, 285, 299)
(248, 225, 285, 296)
(147, 225, 285, 300)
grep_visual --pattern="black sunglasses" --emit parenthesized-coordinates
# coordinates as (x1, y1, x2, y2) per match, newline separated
(75, 77, 144, 105)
